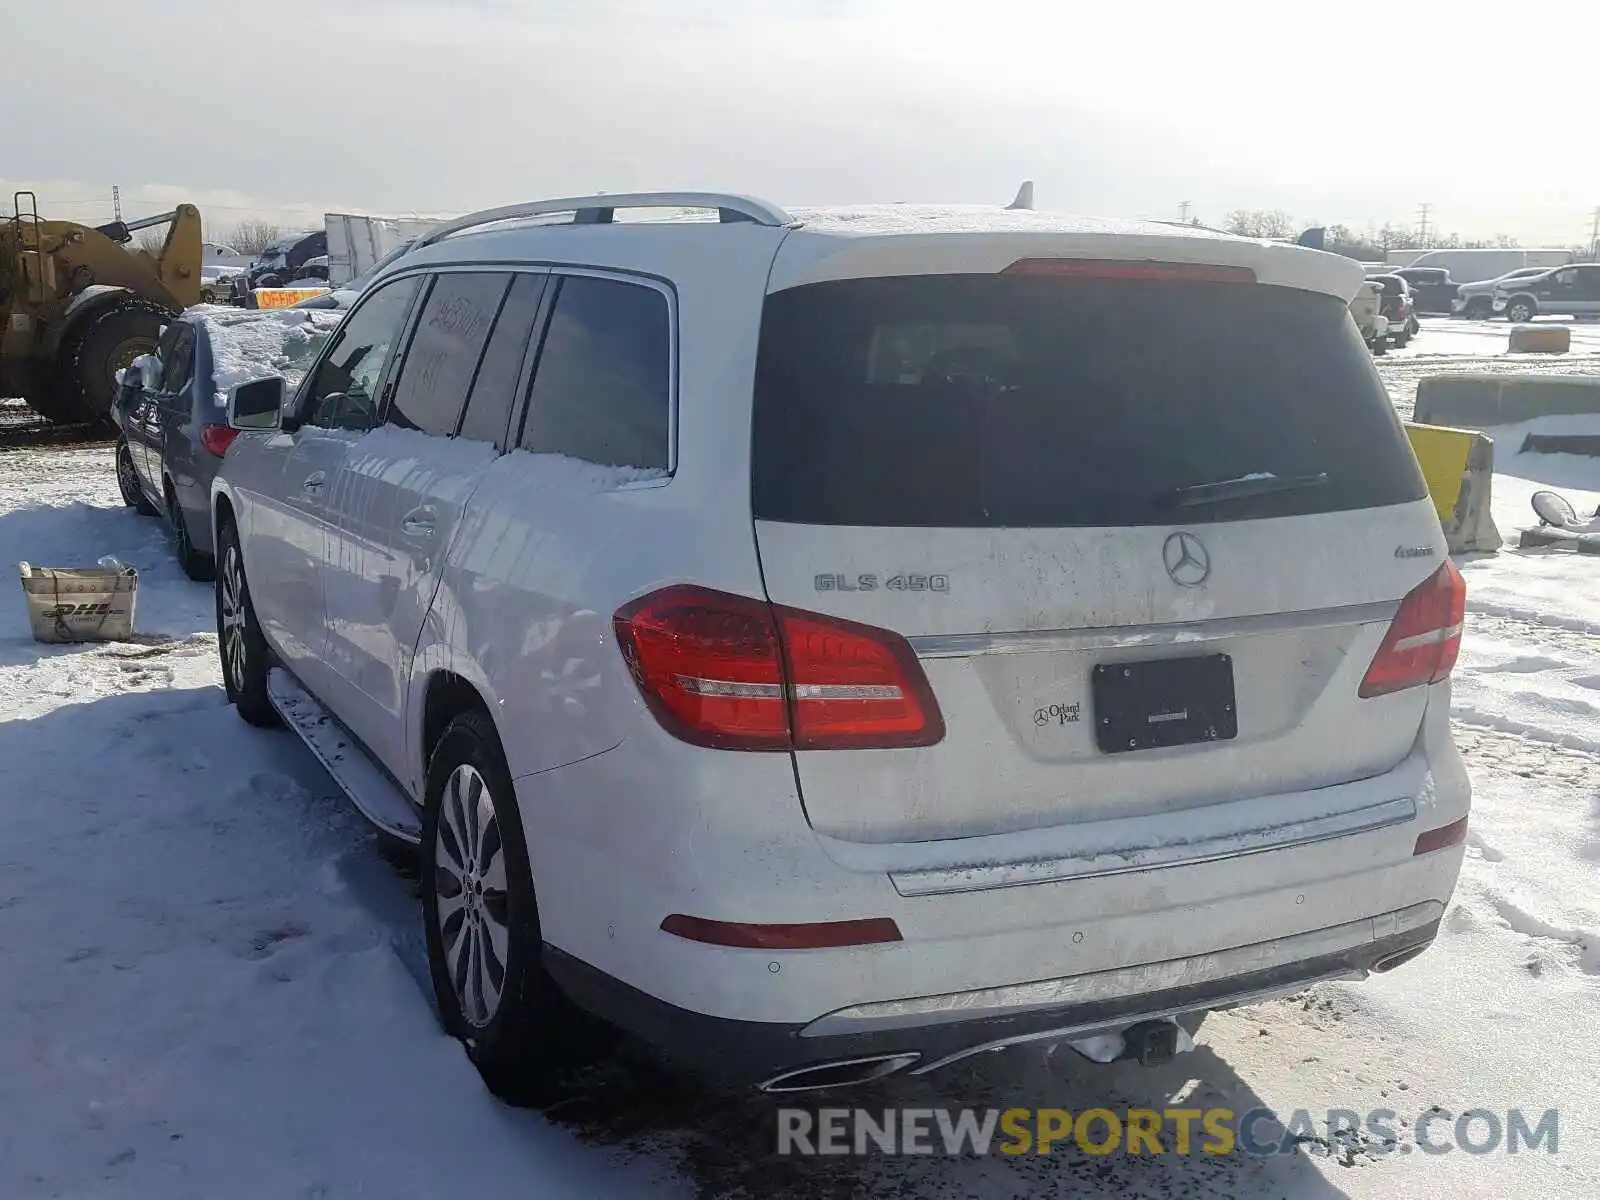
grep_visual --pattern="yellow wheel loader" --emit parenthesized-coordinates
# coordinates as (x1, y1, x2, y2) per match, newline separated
(2, 192, 202, 425)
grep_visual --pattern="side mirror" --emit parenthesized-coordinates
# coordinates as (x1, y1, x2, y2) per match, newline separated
(228, 376, 286, 431)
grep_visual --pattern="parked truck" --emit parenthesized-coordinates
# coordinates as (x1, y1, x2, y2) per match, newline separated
(325, 212, 445, 286)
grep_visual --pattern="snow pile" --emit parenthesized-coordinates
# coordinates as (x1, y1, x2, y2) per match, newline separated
(192, 307, 343, 408)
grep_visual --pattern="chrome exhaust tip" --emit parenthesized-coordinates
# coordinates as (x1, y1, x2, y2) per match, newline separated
(759, 1052, 921, 1095)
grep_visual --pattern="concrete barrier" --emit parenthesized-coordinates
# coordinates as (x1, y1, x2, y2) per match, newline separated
(1404, 422, 1502, 554)
(1508, 324, 1571, 354)
(1413, 373, 1600, 428)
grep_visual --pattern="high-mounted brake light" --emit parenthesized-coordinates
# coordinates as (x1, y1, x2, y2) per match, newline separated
(1002, 259, 1257, 283)
(660, 915, 903, 949)
(200, 425, 240, 457)
(1359, 560, 1466, 698)
(613, 585, 944, 751)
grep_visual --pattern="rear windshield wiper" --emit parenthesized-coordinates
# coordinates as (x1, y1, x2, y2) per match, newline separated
(1167, 471, 1330, 509)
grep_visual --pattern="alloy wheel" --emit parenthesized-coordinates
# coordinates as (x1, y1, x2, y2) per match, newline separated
(433, 764, 510, 1028)
(117, 446, 138, 499)
(220, 545, 248, 692)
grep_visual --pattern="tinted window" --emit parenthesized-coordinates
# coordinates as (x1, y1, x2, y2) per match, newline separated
(302, 277, 420, 431)
(387, 273, 509, 437)
(458, 273, 546, 447)
(519, 275, 670, 471)
(752, 275, 1426, 528)
(161, 326, 195, 393)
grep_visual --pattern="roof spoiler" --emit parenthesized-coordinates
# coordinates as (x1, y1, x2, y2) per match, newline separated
(1006, 181, 1035, 211)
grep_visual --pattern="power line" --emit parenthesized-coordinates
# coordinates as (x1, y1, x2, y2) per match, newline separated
(1416, 202, 1432, 243)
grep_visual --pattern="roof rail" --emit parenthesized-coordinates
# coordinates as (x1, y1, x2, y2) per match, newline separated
(416, 192, 795, 248)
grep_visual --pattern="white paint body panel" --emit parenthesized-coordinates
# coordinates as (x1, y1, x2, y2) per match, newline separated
(212, 201, 1468, 1040)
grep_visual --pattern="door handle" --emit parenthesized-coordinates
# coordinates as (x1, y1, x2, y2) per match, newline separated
(401, 509, 437, 538)
(303, 471, 325, 493)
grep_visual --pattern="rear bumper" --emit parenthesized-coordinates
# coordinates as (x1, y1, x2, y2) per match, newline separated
(547, 903, 1443, 1090)
(522, 684, 1468, 1069)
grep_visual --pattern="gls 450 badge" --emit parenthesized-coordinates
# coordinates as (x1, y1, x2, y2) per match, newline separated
(814, 573, 950, 593)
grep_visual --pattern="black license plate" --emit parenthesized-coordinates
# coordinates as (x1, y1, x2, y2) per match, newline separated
(1092, 654, 1237, 754)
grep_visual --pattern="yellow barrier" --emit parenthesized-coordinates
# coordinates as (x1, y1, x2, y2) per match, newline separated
(251, 287, 330, 310)
(1508, 324, 1571, 354)
(1403, 422, 1502, 553)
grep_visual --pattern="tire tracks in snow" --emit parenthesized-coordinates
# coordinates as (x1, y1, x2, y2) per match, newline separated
(1448, 721, 1600, 982)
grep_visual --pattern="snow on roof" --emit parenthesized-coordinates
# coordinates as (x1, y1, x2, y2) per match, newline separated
(774, 205, 1364, 301)
(193, 306, 343, 407)
(402, 199, 1363, 302)
(787, 204, 1236, 240)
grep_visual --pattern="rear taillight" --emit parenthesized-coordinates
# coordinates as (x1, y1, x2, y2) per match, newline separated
(1003, 259, 1256, 283)
(200, 425, 239, 457)
(1359, 561, 1466, 698)
(613, 585, 944, 751)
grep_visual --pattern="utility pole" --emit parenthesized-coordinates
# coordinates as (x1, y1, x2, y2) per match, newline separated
(112, 185, 122, 223)
(1416, 202, 1432, 244)
(1178, 200, 1191, 223)
(1590, 206, 1599, 260)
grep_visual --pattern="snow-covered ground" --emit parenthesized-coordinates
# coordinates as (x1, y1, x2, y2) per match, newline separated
(1, 375, 1598, 1197)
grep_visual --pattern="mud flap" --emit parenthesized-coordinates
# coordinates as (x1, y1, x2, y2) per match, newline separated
(1404, 422, 1502, 554)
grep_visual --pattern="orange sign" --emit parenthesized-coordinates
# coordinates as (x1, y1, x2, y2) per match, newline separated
(252, 287, 330, 309)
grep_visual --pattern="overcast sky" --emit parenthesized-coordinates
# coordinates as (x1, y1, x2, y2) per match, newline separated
(6, 0, 1599, 244)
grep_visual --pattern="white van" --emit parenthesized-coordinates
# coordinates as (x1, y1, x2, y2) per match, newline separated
(1401, 248, 1573, 284)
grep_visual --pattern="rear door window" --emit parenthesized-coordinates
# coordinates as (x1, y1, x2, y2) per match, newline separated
(457, 272, 547, 447)
(753, 274, 1426, 528)
(518, 274, 671, 472)
(385, 272, 509, 437)
(160, 326, 196, 396)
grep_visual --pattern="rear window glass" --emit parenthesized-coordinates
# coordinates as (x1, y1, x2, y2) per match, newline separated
(752, 275, 1425, 528)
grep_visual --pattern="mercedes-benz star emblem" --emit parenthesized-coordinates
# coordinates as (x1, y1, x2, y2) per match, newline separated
(1162, 531, 1211, 587)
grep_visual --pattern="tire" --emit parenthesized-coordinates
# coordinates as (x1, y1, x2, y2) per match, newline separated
(215, 519, 280, 728)
(1372, 337, 1387, 356)
(166, 480, 214, 582)
(1406, 316, 1420, 337)
(21, 375, 80, 423)
(116, 441, 158, 515)
(1393, 332, 1410, 349)
(56, 298, 172, 426)
(421, 710, 591, 1099)
(1464, 298, 1492, 319)
(1506, 297, 1537, 323)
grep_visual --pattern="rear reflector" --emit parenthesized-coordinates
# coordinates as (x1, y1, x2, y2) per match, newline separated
(660, 915, 903, 949)
(1002, 259, 1257, 284)
(200, 425, 240, 457)
(613, 585, 944, 751)
(1414, 816, 1468, 856)
(1359, 560, 1466, 698)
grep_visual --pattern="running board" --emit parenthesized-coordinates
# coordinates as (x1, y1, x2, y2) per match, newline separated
(267, 668, 422, 844)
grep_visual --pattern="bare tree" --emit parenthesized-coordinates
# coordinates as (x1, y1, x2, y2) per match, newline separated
(229, 220, 282, 255)
(1222, 209, 1296, 240)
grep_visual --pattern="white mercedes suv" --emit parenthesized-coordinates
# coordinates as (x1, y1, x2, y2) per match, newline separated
(210, 192, 1469, 1096)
